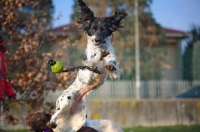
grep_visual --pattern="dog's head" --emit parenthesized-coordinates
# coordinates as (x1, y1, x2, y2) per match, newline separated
(25, 111, 52, 132)
(77, 0, 128, 46)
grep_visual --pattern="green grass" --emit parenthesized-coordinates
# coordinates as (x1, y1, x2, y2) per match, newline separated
(6, 125, 200, 132)
(123, 125, 200, 132)
(6, 130, 32, 132)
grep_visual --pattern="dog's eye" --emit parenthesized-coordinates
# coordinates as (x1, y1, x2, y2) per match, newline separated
(92, 26, 97, 31)
(100, 27, 105, 31)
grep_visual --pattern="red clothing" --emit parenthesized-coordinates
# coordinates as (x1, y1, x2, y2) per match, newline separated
(0, 51, 15, 99)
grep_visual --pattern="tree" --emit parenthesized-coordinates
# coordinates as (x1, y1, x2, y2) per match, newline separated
(0, 0, 77, 108)
(71, 0, 166, 80)
(182, 25, 200, 80)
(192, 41, 200, 80)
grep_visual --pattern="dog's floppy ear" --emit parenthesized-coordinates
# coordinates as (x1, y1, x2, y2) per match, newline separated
(77, 0, 94, 31)
(105, 9, 128, 32)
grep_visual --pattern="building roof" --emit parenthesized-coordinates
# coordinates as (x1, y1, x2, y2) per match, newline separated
(52, 24, 190, 38)
(53, 24, 78, 32)
(52, 24, 80, 37)
(163, 27, 190, 38)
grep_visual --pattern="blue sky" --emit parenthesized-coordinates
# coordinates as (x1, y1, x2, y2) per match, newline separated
(52, 0, 200, 32)
(151, 0, 200, 31)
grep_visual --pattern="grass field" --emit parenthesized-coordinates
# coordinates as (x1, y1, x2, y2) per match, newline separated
(123, 125, 200, 132)
(6, 125, 200, 132)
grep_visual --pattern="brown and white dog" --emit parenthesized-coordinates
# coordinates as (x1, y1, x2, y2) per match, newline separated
(25, 111, 53, 132)
(25, 111, 98, 132)
(48, 0, 127, 131)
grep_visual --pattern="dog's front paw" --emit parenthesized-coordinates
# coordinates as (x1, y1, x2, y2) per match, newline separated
(99, 51, 110, 60)
(47, 121, 57, 129)
(105, 64, 116, 71)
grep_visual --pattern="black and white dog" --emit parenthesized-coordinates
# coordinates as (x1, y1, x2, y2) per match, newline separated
(49, 0, 127, 132)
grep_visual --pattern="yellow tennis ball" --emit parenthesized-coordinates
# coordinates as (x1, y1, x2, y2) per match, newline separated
(48, 59, 64, 73)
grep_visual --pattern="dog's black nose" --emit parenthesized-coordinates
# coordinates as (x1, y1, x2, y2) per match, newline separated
(95, 38, 101, 43)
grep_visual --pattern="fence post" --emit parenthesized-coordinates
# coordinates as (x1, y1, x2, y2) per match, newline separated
(135, 0, 141, 100)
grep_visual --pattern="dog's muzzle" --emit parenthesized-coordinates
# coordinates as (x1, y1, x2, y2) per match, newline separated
(94, 38, 102, 45)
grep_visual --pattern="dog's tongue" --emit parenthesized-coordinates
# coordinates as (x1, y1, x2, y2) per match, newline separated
(27, 125, 32, 130)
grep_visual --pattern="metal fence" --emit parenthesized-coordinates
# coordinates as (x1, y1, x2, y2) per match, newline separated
(45, 80, 200, 101)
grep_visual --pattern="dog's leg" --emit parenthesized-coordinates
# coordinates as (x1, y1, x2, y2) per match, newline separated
(103, 51, 121, 79)
(76, 77, 102, 102)
(48, 93, 73, 128)
(105, 61, 121, 79)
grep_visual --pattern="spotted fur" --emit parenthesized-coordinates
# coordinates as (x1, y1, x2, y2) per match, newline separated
(49, 0, 127, 131)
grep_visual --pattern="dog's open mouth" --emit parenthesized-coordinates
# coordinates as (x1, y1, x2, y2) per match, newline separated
(94, 41, 106, 46)
(94, 41, 101, 46)
(93, 38, 103, 46)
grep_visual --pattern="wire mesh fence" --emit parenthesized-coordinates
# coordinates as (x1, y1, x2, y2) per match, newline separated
(44, 80, 200, 101)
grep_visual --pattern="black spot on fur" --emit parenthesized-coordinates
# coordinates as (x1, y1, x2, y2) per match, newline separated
(67, 96, 71, 100)
(83, 54, 87, 61)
